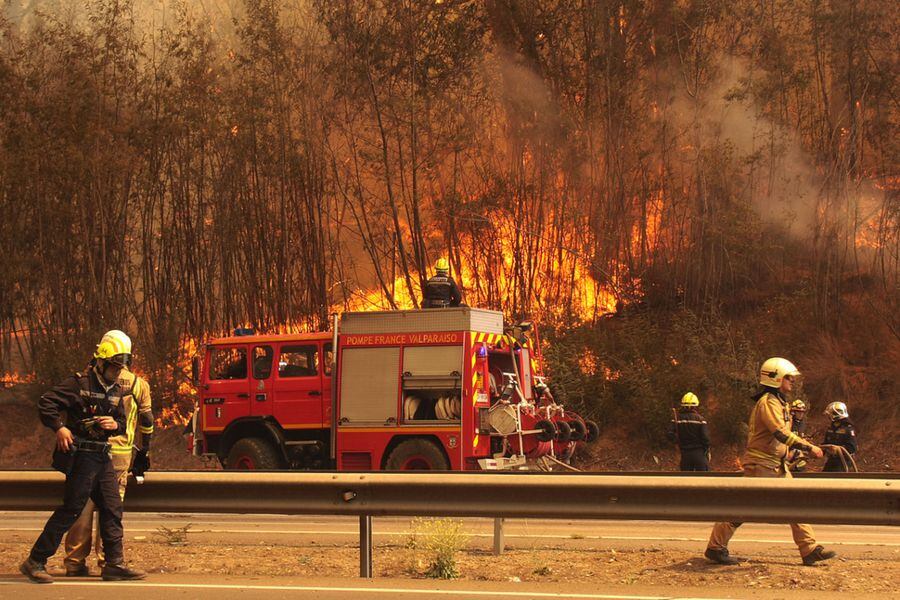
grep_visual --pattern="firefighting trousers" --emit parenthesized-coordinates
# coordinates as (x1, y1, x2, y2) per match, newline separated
(707, 463, 817, 557)
(679, 448, 710, 471)
(64, 451, 131, 568)
(30, 451, 124, 566)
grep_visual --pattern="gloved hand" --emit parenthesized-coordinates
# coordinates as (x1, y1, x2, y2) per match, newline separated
(131, 448, 150, 478)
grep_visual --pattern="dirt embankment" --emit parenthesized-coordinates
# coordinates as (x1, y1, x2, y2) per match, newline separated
(0, 384, 213, 470)
(1, 383, 894, 472)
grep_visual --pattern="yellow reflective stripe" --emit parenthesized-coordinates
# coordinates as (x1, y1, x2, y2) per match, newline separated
(746, 448, 781, 466)
(785, 431, 803, 447)
(110, 447, 134, 454)
(139, 426, 154, 434)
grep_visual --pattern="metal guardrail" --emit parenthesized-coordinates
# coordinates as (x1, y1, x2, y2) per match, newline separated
(1, 470, 897, 577)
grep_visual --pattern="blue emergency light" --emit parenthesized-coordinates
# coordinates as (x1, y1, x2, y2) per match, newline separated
(234, 327, 256, 336)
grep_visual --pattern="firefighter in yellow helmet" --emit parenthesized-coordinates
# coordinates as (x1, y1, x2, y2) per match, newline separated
(667, 392, 711, 471)
(422, 257, 463, 308)
(22, 330, 145, 583)
(63, 330, 154, 576)
(705, 358, 835, 567)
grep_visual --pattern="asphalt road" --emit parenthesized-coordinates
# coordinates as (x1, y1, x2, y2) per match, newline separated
(0, 574, 892, 600)
(0, 512, 897, 554)
(1, 514, 897, 599)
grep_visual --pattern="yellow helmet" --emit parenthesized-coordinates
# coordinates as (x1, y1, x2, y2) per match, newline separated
(94, 330, 133, 366)
(790, 399, 807, 412)
(680, 392, 699, 407)
(759, 357, 799, 388)
(435, 257, 450, 274)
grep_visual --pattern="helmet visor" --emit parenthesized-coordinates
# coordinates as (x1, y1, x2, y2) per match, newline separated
(108, 353, 132, 368)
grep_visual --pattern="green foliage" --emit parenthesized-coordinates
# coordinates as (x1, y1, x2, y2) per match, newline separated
(404, 517, 469, 580)
(544, 309, 760, 447)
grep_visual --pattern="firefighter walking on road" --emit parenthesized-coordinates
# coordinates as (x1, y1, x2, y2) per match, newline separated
(422, 258, 463, 308)
(20, 330, 146, 584)
(667, 392, 711, 471)
(822, 402, 858, 472)
(63, 330, 154, 576)
(704, 357, 836, 566)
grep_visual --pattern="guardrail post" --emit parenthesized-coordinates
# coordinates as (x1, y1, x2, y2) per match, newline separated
(359, 514, 373, 578)
(493, 517, 505, 555)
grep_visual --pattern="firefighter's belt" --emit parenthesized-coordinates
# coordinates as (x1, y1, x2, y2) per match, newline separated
(73, 440, 112, 453)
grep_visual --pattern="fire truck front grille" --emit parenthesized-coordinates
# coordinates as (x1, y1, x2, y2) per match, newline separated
(341, 452, 373, 470)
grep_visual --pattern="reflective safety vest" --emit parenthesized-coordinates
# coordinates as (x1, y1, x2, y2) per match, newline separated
(107, 370, 153, 455)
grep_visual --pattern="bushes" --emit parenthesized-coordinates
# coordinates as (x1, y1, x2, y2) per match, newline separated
(544, 309, 760, 448)
(404, 517, 469, 579)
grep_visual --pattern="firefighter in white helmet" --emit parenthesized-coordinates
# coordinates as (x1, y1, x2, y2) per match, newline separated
(63, 330, 154, 576)
(667, 392, 711, 471)
(705, 357, 836, 567)
(22, 330, 146, 583)
(821, 402, 857, 472)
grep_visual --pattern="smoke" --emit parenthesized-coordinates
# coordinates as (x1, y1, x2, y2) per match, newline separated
(669, 55, 887, 249)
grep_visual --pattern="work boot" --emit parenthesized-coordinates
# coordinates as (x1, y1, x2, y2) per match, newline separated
(101, 563, 146, 581)
(20, 557, 53, 584)
(66, 564, 91, 577)
(704, 547, 741, 565)
(802, 545, 836, 566)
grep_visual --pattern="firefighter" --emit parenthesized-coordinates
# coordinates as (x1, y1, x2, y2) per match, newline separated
(705, 357, 836, 566)
(787, 399, 809, 472)
(63, 336, 154, 576)
(667, 392, 710, 471)
(422, 258, 463, 308)
(822, 402, 858, 472)
(20, 330, 146, 583)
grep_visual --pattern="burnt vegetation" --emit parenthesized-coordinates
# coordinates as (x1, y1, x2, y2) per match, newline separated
(0, 0, 897, 455)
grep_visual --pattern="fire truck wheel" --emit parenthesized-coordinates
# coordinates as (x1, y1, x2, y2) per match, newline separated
(385, 439, 450, 471)
(584, 420, 600, 443)
(567, 419, 587, 442)
(535, 419, 556, 443)
(225, 437, 282, 470)
(554, 420, 572, 442)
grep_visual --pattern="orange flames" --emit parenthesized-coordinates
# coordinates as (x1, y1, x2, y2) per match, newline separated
(336, 207, 621, 322)
(156, 403, 192, 428)
(0, 371, 36, 388)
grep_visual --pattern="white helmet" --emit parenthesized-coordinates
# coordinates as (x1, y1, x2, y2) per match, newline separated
(759, 357, 799, 388)
(824, 401, 849, 420)
(94, 329, 133, 366)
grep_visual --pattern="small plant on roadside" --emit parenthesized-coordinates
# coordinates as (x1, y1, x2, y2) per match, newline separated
(405, 517, 469, 580)
(533, 565, 553, 576)
(154, 523, 192, 546)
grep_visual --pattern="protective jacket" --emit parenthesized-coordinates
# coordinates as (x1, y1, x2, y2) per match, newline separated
(667, 408, 710, 451)
(38, 369, 127, 440)
(107, 370, 154, 456)
(743, 388, 812, 470)
(423, 274, 462, 308)
(822, 418, 857, 472)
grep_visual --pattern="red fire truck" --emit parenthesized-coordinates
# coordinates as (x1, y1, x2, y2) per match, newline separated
(188, 308, 598, 470)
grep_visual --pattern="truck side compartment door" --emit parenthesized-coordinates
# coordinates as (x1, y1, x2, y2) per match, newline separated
(204, 345, 251, 432)
(322, 342, 333, 427)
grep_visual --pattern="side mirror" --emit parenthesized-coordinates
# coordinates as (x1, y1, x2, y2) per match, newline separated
(191, 355, 201, 388)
